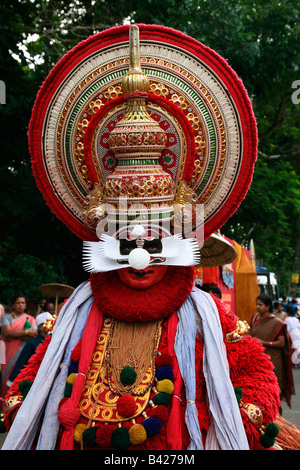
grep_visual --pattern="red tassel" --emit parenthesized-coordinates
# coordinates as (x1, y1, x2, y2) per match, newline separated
(95, 424, 117, 447)
(150, 405, 168, 423)
(71, 339, 81, 363)
(57, 398, 81, 430)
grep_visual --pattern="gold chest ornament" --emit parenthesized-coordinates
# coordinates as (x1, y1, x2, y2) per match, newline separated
(73, 317, 175, 449)
(79, 317, 163, 423)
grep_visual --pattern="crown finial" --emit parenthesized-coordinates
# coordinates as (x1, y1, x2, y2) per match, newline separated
(122, 25, 150, 94)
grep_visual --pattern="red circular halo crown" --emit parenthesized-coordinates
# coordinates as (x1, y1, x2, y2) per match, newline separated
(29, 23, 257, 242)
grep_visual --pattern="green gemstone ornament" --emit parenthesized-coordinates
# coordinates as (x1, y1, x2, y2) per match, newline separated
(0, 419, 6, 434)
(153, 392, 171, 406)
(120, 366, 137, 386)
(82, 426, 97, 447)
(111, 427, 130, 449)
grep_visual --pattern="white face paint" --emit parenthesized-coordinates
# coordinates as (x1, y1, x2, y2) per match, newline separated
(131, 224, 146, 237)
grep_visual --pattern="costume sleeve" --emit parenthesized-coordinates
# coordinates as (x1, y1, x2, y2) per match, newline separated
(226, 334, 281, 449)
(2, 335, 51, 431)
(212, 295, 281, 450)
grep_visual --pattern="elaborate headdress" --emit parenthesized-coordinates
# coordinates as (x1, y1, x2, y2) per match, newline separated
(29, 24, 257, 272)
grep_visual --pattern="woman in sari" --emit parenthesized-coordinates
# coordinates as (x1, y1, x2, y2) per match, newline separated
(0, 295, 37, 397)
(251, 293, 294, 411)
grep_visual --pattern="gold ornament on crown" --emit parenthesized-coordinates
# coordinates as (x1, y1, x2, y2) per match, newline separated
(83, 25, 176, 229)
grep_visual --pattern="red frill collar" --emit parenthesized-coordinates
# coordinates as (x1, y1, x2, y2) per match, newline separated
(90, 266, 196, 322)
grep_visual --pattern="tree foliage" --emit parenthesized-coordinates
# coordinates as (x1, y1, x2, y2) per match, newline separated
(0, 0, 299, 301)
(222, 159, 300, 293)
(0, 242, 67, 306)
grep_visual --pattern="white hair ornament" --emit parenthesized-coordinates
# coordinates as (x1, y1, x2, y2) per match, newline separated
(82, 226, 200, 273)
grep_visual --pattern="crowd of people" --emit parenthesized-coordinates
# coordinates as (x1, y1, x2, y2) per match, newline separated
(273, 296, 300, 367)
(0, 296, 55, 399)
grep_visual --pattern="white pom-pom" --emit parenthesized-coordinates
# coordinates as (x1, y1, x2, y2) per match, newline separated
(132, 224, 145, 237)
(128, 248, 150, 270)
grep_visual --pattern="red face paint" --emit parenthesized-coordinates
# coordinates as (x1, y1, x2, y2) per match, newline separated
(117, 265, 168, 290)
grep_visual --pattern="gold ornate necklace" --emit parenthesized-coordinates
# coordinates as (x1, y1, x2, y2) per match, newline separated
(105, 318, 162, 397)
(79, 317, 163, 423)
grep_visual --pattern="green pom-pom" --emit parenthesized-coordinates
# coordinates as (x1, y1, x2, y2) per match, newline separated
(260, 433, 275, 449)
(0, 420, 6, 433)
(64, 383, 73, 398)
(152, 392, 171, 406)
(120, 366, 137, 386)
(18, 380, 33, 398)
(234, 387, 243, 404)
(111, 427, 130, 449)
(82, 426, 97, 447)
(265, 422, 279, 438)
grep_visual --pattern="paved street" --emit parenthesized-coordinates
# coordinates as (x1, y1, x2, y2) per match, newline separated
(281, 366, 300, 426)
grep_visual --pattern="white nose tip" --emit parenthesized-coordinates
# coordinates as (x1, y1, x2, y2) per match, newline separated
(128, 248, 150, 270)
(132, 224, 145, 237)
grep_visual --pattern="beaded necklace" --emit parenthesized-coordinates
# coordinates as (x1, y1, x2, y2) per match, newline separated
(105, 318, 162, 397)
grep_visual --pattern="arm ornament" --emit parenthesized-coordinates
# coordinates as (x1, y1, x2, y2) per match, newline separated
(43, 315, 57, 335)
(226, 320, 250, 343)
(234, 387, 279, 448)
(0, 395, 24, 433)
(3, 395, 24, 414)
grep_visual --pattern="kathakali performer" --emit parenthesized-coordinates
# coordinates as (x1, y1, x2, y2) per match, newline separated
(1, 24, 296, 451)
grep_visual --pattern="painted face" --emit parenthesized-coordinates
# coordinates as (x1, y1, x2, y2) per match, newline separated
(117, 265, 168, 290)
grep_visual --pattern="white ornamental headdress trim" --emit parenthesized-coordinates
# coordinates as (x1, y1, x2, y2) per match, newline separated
(82, 225, 200, 272)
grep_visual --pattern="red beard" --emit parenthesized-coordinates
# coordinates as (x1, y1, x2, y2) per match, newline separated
(90, 266, 196, 322)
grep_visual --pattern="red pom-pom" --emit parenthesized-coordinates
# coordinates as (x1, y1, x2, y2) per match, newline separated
(95, 424, 117, 447)
(116, 394, 137, 418)
(149, 405, 168, 423)
(71, 340, 81, 363)
(155, 354, 172, 369)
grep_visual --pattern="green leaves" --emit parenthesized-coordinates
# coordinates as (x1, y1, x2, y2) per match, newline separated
(223, 159, 300, 292)
(0, 250, 67, 305)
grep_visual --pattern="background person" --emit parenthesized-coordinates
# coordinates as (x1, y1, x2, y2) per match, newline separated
(274, 301, 286, 321)
(251, 293, 294, 412)
(35, 298, 47, 317)
(208, 286, 222, 299)
(0, 296, 37, 397)
(7, 311, 53, 387)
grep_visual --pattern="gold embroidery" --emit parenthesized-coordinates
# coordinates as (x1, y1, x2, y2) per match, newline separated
(79, 318, 162, 423)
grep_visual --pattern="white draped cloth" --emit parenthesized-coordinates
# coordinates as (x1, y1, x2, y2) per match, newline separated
(176, 288, 249, 450)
